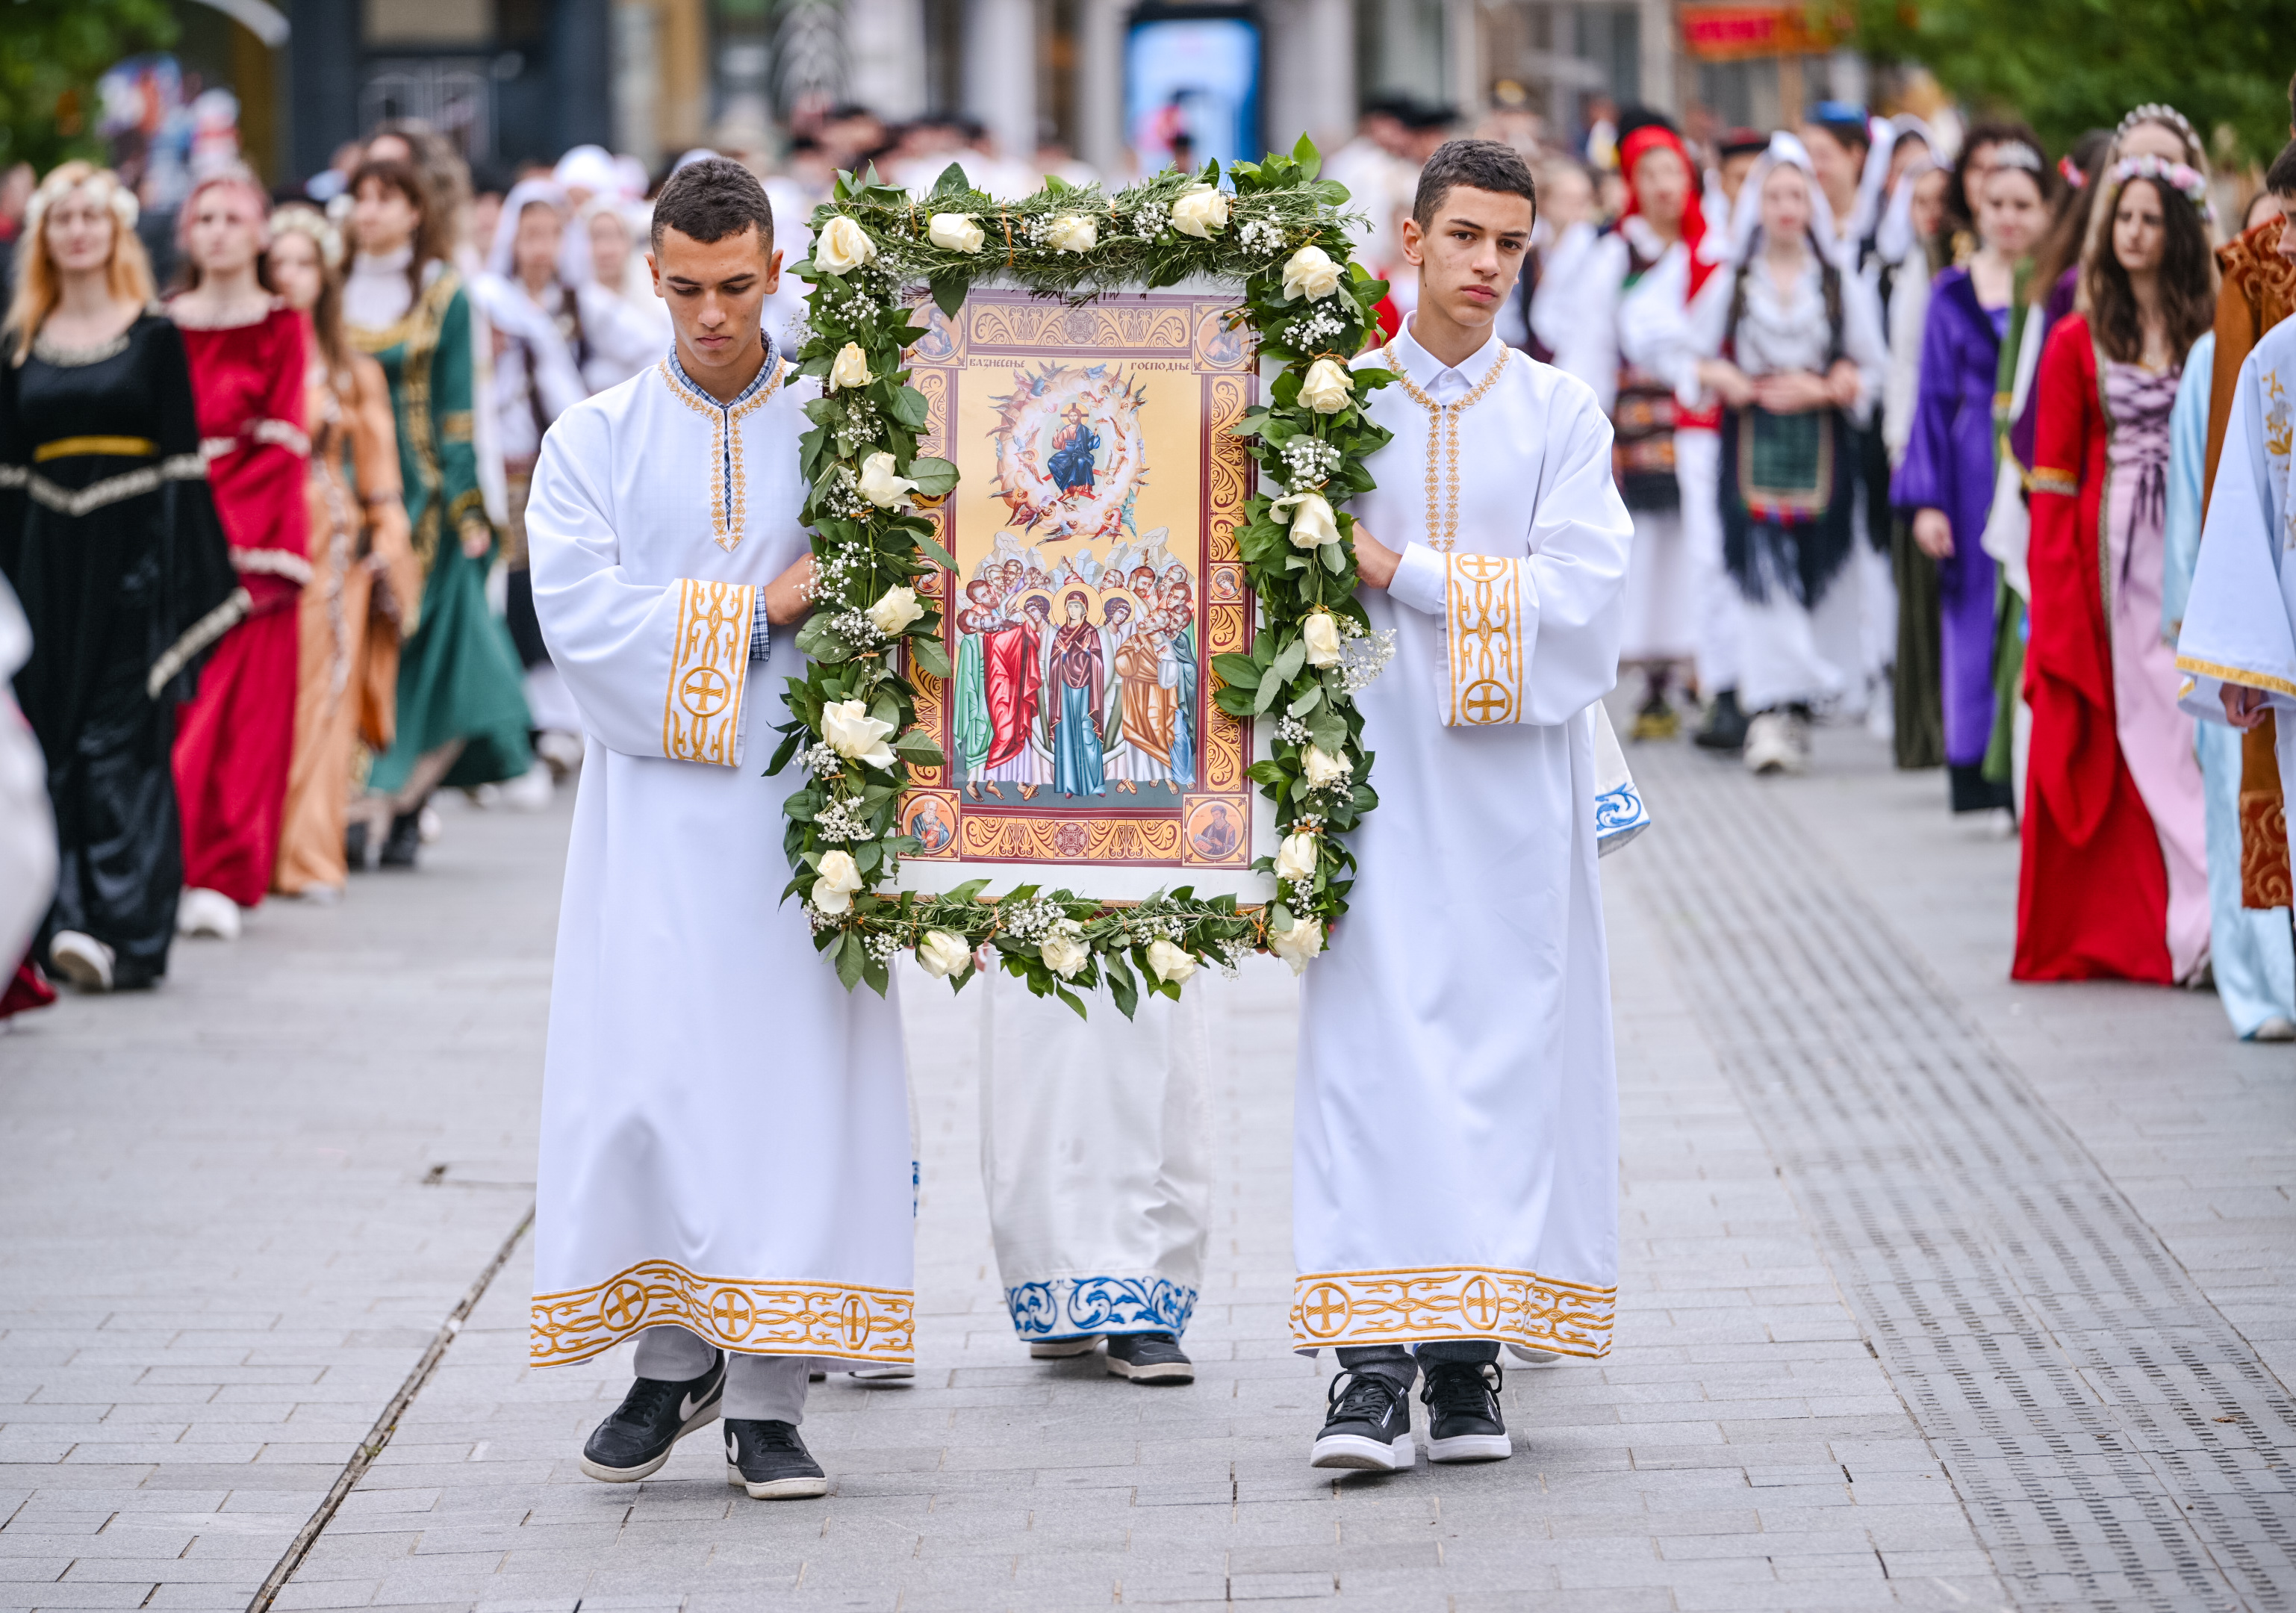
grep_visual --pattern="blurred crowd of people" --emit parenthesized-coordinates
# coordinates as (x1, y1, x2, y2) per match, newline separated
(5, 78, 2296, 1048)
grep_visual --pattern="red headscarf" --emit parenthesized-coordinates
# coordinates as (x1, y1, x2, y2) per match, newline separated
(1618, 125, 1714, 300)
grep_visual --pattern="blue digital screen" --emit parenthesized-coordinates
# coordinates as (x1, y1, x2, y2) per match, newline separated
(1124, 16, 1262, 174)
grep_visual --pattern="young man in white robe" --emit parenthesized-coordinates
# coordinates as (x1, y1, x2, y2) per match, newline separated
(2176, 179, 2296, 868)
(1295, 139, 1633, 1472)
(523, 158, 915, 1501)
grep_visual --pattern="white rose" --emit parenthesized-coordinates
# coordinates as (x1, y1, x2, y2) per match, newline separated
(1169, 184, 1230, 238)
(1045, 214, 1098, 253)
(927, 212, 985, 253)
(1272, 490, 1339, 550)
(866, 585, 924, 636)
(1301, 745, 1352, 789)
(814, 214, 877, 273)
(821, 698, 897, 770)
(1145, 937, 1198, 985)
(857, 451, 918, 510)
(1039, 924, 1089, 980)
(1269, 916, 1325, 976)
(916, 929, 972, 979)
(1301, 611, 1343, 668)
(1273, 830, 1319, 884)
(1281, 243, 1343, 302)
(1298, 357, 1354, 414)
(827, 341, 873, 391)
(812, 848, 865, 913)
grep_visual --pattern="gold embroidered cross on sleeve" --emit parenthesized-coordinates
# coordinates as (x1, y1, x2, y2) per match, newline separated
(1443, 553, 1528, 726)
(663, 578, 756, 765)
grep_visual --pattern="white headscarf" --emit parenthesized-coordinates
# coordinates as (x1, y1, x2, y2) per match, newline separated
(1726, 133, 1844, 270)
(553, 144, 623, 200)
(1849, 115, 1897, 246)
(1873, 119, 1943, 268)
(487, 177, 570, 280)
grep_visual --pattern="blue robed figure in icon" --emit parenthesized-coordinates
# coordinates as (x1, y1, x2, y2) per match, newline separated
(1048, 405, 1099, 494)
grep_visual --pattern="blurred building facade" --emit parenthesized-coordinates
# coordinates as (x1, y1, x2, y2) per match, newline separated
(167, 0, 1867, 184)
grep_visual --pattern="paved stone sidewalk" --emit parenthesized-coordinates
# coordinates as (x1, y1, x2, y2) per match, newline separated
(3, 718, 2291, 1612)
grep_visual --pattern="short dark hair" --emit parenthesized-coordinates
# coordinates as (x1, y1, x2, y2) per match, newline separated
(2268, 138, 2296, 199)
(1412, 138, 1537, 227)
(650, 157, 775, 252)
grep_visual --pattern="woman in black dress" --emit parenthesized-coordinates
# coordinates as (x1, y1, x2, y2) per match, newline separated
(0, 162, 239, 991)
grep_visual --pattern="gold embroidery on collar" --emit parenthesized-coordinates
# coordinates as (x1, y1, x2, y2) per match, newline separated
(658, 356, 789, 553)
(1381, 341, 1510, 553)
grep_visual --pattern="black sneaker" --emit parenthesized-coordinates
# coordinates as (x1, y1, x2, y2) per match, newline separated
(725, 1418, 828, 1499)
(378, 810, 421, 868)
(1421, 1359, 1511, 1463)
(1695, 689, 1749, 752)
(343, 820, 370, 872)
(1309, 1369, 1414, 1471)
(578, 1353, 725, 1482)
(1104, 1331, 1193, 1383)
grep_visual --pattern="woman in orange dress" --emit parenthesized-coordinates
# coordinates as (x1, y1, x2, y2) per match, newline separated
(264, 204, 421, 898)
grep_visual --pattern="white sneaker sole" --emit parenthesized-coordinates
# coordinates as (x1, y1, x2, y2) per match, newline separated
(578, 1393, 722, 1482)
(1427, 1432, 1513, 1463)
(1104, 1352, 1194, 1383)
(1029, 1337, 1098, 1359)
(1310, 1432, 1414, 1471)
(727, 1461, 829, 1499)
(847, 1365, 915, 1381)
(48, 933, 113, 992)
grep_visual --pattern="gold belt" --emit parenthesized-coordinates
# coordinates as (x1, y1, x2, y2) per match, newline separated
(34, 435, 158, 462)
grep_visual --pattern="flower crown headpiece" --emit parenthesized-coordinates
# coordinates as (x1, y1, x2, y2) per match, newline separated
(2118, 103, 2201, 158)
(2109, 153, 2215, 220)
(25, 169, 139, 237)
(1991, 142, 2044, 175)
(269, 205, 345, 270)
(2059, 155, 2086, 190)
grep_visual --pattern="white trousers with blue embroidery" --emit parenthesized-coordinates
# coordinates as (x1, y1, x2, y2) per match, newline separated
(978, 965, 1211, 1341)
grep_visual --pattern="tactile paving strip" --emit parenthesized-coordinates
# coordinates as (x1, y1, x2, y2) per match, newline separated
(1630, 743, 2296, 1612)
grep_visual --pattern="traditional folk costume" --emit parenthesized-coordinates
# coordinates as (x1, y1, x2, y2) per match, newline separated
(524, 343, 913, 1431)
(2203, 218, 2296, 910)
(1878, 186, 1947, 768)
(169, 301, 309, 909)
(2164, 334, 2296, 1037)
(1292, 324, 1630, 1381)
(2018, 313, 2208, 982)
(979, 968, 1210, 1372)
(1663, 141, 1888, 749)
(2177, 316, 2296, 957)
(1892, 263, 2017, 812)
(273, 341, 421, 895)
(346, 250, 532, 801)
(0, 313, 241, 988)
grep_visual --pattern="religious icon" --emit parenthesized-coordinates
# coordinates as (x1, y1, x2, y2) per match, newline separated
(897, 286, 1274, 904)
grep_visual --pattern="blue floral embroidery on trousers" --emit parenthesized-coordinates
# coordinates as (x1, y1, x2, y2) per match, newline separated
(1006, 1275, 1198, 1339)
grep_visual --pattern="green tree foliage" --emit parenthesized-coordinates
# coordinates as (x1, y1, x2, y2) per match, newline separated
(0, 0, 177, 175)
(1849, 0, 2296, 169)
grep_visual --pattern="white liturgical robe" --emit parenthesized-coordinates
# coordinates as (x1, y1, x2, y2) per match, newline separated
(2177, 316, 2296, 860)
(523, 347, 915, 1371)
(1289, 325, 1632, 1361)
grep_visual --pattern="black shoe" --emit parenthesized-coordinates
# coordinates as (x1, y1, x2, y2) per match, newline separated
(378, 810, 422, 868)
(724, 1418, 828, 1499)
(1309, 1368, 1414, 1471)
(578, 1353, 725, 1482)
(1421, 1359, 1511, 1463)
(344, 821, 370, 871)
(1104, 1331, 1194, 1383)
(1694, 689, 1749, 751)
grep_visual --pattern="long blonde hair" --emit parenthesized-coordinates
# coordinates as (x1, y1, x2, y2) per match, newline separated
(5, 163, 156, 364)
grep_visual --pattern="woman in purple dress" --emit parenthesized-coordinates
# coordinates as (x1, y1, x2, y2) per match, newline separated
(1891, 134, 2053, 815)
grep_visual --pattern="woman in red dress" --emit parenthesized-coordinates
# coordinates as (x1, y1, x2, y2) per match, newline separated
(2017, 152, 2218, 981)
(168, 171, 309, 939)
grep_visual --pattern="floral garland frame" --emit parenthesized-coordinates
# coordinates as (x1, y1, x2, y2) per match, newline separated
(768, 138, 1394, 1017)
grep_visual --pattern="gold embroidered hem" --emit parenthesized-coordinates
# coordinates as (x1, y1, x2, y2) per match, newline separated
(1443, 553, 1528, 725)
(2174, 652, 2296, 701)
(1380, 341, 1511, 553)
(663, 577, 756, 765)
(531, 1261, 916, 1366)
(2029, 467, 2079, 497)
(1289, 1264, 1616, 1358)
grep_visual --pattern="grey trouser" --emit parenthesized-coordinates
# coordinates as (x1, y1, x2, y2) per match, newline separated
(1337, 1339, 1501, 1389)
(635, 1324, 810, 1424)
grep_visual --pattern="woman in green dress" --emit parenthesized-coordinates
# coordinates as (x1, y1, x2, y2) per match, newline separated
(342, 156, 530, 867)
